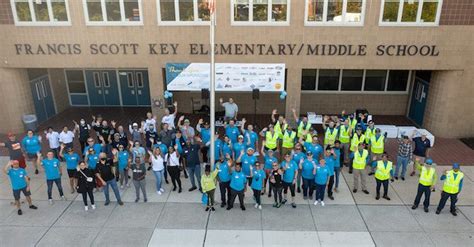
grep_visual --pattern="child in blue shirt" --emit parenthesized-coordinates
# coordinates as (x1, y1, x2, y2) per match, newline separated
(250, 162, 266, 210)
(314, 159, 329, 206)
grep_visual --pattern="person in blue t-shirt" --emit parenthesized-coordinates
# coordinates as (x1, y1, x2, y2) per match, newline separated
(314, 159, 330, 206)
(232, 135, 246, 160)
(215, 154, 232, 208)
(292, 143, 306, 193)
(237, 148, 257, 184)
(38, 151, 65, 203)
(83, 137, 103, 157)
(225, 120, 240, 144)
(228, 163, 247, 211)
(301, 136, 323, 161)
(324, 147, 337, 200)
(115, 144, 130, 189)
(262, 148, 278, 197)
(59, 145, 80, 194)
(196, 119, 211, 163)
(4, 160, 38, 215)
(250, 162, 266, 210)
(299, 151, 317, 200)
(222, 136, 233, 159)
(281, 152, 298, 208)
(85, 148, 100, 170)
(212, 133, 223, 162)
(21, 130, 42, 174)
(241, 118, 259, 151)
(333, 141, 342, 192)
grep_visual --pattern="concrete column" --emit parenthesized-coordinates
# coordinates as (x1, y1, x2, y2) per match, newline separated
(284, 67, 302, 126)
(423, 70, 474, 138)
(149, 66, 166, 122)
(0, 68, 34, 134)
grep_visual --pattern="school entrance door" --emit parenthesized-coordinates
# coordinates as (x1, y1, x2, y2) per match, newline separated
(409, 71, 431, 126)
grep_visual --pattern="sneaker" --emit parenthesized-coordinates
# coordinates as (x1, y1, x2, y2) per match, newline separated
(118, 201, 124, 206)
(144, 199, 147, 203)
(135, 198, 139, 203)
(61, 196, 66, 201)
(362, 190, 370, 194)
(451, 211, 457, 216)
(226, 207, 232, 210)
(35, 169, 39, 174)
(328, 195, 334, 200)
(435, 210, 441, 215)
(297, 187, 301, 193)
(395, 176, 399, 180)
(221, 203, 226, 208)
(424, 208, 429, 213)
(383, 196, 391, 201)
(104, 201, 110, 206)
(314, 200, 319, 206)
(282, 199, 287, 204)
(376, 195, 380, 200)
(120, 185, 124, 189)
(189, 187, 197, 192)
(29, 205, 38, 210)
(401, 177, 405, 181)
(173, 187, 177, 191)
(158, 191, 162, 195)
(273, 203, 278, 208)
(205, 207, 210, 212)
(18, 209, 23, 215)
(241, 206, 246, 211)
(412, 205, 418, 210)
(254, 203, 258, 209)
(48, 199, 53, 205)
(353, 189, 357, 193)
(258, 205, 262, 210)
(276, 203, 281, 208)
(160, 188, 165, 192)
(91, 205, 96, 210)
(165, 179, 169, 184)
(321, 201, 325, 206)
(291, 203, 296, 208)
(84, 206, 89, 211)
(211, 207, 215, 211)
(268, 193, 272, 198)
(178, 188, 182, 193)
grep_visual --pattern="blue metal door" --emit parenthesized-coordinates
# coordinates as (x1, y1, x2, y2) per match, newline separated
(30, 75, 56, 123)
(85, 70, 120, 106)
(409, 77, 429, 126)
(119, 70, 151, 106)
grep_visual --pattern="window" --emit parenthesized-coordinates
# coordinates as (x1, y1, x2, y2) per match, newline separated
(136, 72, 144, 88)
(127, 73, 134, 88)
(83, 0, 142, 25)
(380, 0, 442, 26)
(65, 70, 87, 94)
(231, 0, 290, 25)
(158, 0, 210, 25)
(102, 72, 110, 87)
(11, 0, 70, 25)
(302, 69, 410, 93)
(306, 0, 365, 26)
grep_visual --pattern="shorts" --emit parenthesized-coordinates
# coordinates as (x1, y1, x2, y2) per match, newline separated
(13, 187, 31, 200)
(64, 142, 74, 149)
(26, 153, 38, 160)
(67, 169, 77, 178)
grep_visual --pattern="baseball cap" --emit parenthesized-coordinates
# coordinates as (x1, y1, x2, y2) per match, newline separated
(307, 151, 313, 155)
(247, 147, 254, 151)
(132, 123, 138, 127)
(453, 163, 460, 169)
(238, 135, 244, 139)
(184, 119, 190, 123)
(425, 158, 433, 165)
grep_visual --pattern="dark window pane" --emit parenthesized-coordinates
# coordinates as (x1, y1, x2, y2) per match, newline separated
(318, 69, 340, 91)
(87, 0, 103, 21)
(341, 70, 363, 91)
(15, 1, 32, 22)
(387, 70, 409, 91)
(179, 0, 194, 21)
(160, 0, 176, 21)
(124, 0, 140, 21)
(301, 69, 316, 91)
(51, 0, 68, 22)
(364, 70, 387, 91)
(68, 82, 86, 93)
(34, 0, 50, 21)
(66, 70, 85, 82)
(415, 70, 431, 82)
(234, 0, 249, 21)
(106, 0, 121, 21)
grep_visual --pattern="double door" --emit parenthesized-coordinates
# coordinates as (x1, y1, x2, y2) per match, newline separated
(119, 70, 151, 106)
(85, 70, 120, 106)
(30, 75, 56, 123)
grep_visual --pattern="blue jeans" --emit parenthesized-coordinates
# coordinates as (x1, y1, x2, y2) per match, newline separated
(104, 179, 122, 202)
(334, 167, 341, 188)
(153, 170, 164, 192)
(46, 178, 64, 199)
(302, 178, 314, 197)
(187, 165, 202, 189)
(395, 155, 409, 178)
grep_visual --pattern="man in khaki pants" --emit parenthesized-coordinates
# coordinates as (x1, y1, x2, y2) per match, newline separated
(352, 143, 370, 194)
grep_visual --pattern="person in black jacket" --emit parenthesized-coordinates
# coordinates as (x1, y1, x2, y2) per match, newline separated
(76, 161, 96, 211)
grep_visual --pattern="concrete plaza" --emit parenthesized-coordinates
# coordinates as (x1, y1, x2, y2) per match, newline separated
(0, 156, 472, 247)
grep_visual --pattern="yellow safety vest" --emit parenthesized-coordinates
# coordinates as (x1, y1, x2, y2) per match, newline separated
(442, 170, 464, 194)
(370, 135, 385, 154)
(375, 160, 392, 181)
(350, 134, 365, 152)
(349, 118, 358, 130)
(282, 131, 296, 149)
(419, 166, 436, 186)
(339, 125, 351, 144)
(353, 149, 368, 170)
(304, 133, 312, 143)
(324, 128, 338, 146)
(365, 127, 376, 144)
(297, 121, 311, 138)
(274, 122, 287, 138)
(265, 131, 279, 149)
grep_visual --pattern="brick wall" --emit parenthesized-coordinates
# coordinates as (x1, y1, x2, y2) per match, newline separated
(0, 0, 13, 25)
(440, 0, 474, 25)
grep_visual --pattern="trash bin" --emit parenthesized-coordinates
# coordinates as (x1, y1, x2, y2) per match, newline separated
(22, 114, 38, 132)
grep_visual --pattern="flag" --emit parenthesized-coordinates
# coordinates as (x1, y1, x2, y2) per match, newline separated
(207, 0, 216, 14)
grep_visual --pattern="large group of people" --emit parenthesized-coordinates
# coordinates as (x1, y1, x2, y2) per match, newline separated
(0, 98, 465, 217)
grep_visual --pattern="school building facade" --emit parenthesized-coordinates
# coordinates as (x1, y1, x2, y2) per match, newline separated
(0, 0, 472, 138)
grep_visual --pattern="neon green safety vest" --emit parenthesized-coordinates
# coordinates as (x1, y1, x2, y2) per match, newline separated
(419, 166, 436, 186)
(350, 134, 365, 152)
(304, 133, 312, 143)
(365, 127, 376, 144)
(297, 121, 311, 138)
(375, 160, 392, 181)
(370, 135, 385, 154)
(349, 118, 358, 130)
(324, 128, 338, 146)
(353, 149, 368, 170)
(265, 131, 279, 149)
(442, 170, 464, 194)
(282, 131, 296, 149)
(274, 122, 287, 138)
(339, 125, 351, 144)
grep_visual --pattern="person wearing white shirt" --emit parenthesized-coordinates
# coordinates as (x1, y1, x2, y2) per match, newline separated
(144, 112, 157, 131)
(148, 148, 165, 195)
(165, 145, 182, 193)
(162, 102, 178, 130)
(45, 127, 60, 159)
(59, 126, 75, 149)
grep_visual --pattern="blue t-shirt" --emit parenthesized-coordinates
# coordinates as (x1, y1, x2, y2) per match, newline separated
(251, 169, 266, 190)
(230, 170, 246, 191)
(293, 152, 306, 167)
(42, 158, 61, 180)
(222, 142, 232, 159)
(200, 128, 211, 144)
(233, 142, 246, 159)
(87, 153, 100, 169)
(314, 165, 330, 185)
(241, 154, 257, 176)
(333, 148, 341, 168)
(244, 130, 258, 150)
(301, 159, 316, 180)
(215, 161, 231, 182)
(213, 139, 223, 161)
(153, 143, 168, 155)
(83, 143, 102, 156)
(117, 151, 130, 170)
(304, 142, 323, 160)
(325, 155, 336, 176)
(22, 136, 41, 154)
(281, 160, 298, 183)
(264, 155, 278, 170)
(64, 153, 80, 170)
(226, 126, 240, 144)
(8, 168, 28, 190)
